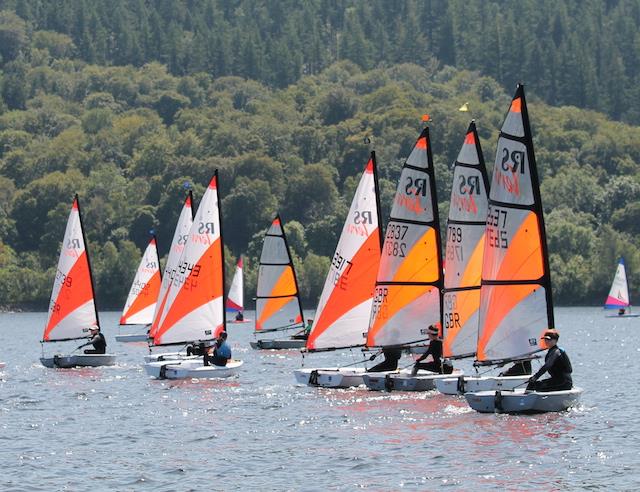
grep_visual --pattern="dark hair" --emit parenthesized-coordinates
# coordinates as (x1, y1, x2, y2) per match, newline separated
(220, 331, 228, 339)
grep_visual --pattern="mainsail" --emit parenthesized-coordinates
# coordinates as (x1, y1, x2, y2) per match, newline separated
(255, 216, 304, 332)
(152, 173, 225, 346)
(476, 84, 553, 365)
(442, 122, 490, 359)
(604, 258, 632, 309)
(119, 236, 162, 325)
(148, 192, 194, 340)
(226, 256, 244, 313)
(366, 128, 443, 348)
(42, 195, 99, 342)
(306, 152, 383, 351)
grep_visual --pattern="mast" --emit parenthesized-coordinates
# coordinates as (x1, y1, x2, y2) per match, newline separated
(442, 121, 490, 359)
(366, 128, 443, 349)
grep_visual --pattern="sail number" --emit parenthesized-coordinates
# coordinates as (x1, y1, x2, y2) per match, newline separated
(446, 226, 463, 261)
(55, 269, 73, 288)
(169, 260, 202, 290)
(330, 250, 353, 290)
(385, 224, 408, 257)
(486, 207, 509, 249)
(443, 294, 461, 330)
(370, 286, 388, 320)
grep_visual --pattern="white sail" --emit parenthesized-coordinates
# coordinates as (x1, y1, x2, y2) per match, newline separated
(42, 196, 99, 342)
(605, 258, 631, 309)
(153, 174, 225, 346)
(120, 237, 161, 325)
(226, 257, 244, 312)
(306, 153, 382, 351)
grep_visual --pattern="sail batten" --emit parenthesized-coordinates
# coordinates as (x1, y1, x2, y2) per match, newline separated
(442, 122, 490, 359)
(255, 215, 305, 333)
(366, 129, 443, 349)
(307, 153, 382, 351)
(476, 84, 553, 364)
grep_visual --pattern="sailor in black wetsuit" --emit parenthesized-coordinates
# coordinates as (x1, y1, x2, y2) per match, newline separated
(499, 360, 532, 376)
(526, 329, 573, 392)
(79, 327, 106, 354)
(412, 325, 442, 375)
(369, 347, 402, 372)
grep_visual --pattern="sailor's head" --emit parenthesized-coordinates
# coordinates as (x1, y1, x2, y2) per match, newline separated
(540, 329, 559, 347)
(218, 331, 228, 341)
(89, 326, 100, 334)
(427, 325, 439, 338)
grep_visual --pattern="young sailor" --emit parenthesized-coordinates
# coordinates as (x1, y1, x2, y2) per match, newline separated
(206, 331, 232, 367)
(526, 330, 573, 392)
(79, 327, 106, 354)
(369, 347, 402, 372)
(412, 325, 442, 375)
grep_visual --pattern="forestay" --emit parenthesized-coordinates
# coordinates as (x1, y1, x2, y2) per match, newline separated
(42, 196, 99, 342)
(604, 258, 631, 309)
(149, 192, 194, 340)
(120, 237, 162, 325)
(366, 128, 443, 348)
(476, 85, 553, 364)
(255, 216, 304, 332)
(226, 256, 244, 313)
(442, 122, 490, 359)
(153, 174, 225, 346)
(306, 153, 382, 351)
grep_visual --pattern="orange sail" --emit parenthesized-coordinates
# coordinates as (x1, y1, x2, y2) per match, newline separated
(476, 85, 553, 364)
(442, 122, 490, 358)
(366, 128, 443, 348)
(120, 236, 162, 325)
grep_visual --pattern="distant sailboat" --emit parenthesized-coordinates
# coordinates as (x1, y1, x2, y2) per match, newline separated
(464, 85, 582, 413)
(144, 172, 243, 379)
(294, 153, 383, 387)
(604, 258, 639, 317)
(40, 195, 116, 368)
(226, 256, 251, 323)
(116, 236, 162, 342)
(251, 215, 306, 349)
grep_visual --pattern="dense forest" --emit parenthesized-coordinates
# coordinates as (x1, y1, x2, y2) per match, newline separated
(1, 1, 640, 310)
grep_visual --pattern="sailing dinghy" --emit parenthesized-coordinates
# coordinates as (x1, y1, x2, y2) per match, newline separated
(143, 173, 243, 379)
(464, 85, 582, 413)
(251, 215, 306, 349)
(40, 196, 116, 368)
(116, 236, 162, 342)
(144, 192, 195, 362)
(294, 153, 382, 388)
(361, 127, 461, 391)
(604, 258, 640, 317)
(226, 256, 251, 323)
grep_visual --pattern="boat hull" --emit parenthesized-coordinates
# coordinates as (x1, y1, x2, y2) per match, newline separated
(40, 354, 117, 368)
(115, 334, 149, 342)
(143, 359, 243, 379)
(364, 369, 464, 392)
(250, 339, 306, 350)
(605, 314, 640, 318)
(435, 374, 531, 395)
(293, 367, 367, 388)
(143, 351, 193, 363)
(465, 387, 583, 413)
(227, 319, 252, 324)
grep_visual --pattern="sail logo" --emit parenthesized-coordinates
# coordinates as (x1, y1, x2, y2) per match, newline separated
(177, 234, 189, 245)
(348, 210, 372, 236)
(495, 148, 525, 196)
(404, 177, 427, 196)
(395, 176, 428, 213)
(64, 238, 82, 257)
(197, 222, 215, 234)
(193, 221, 216, 244)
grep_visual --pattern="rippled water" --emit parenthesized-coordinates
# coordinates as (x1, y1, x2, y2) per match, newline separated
(0, 307, 638, 491)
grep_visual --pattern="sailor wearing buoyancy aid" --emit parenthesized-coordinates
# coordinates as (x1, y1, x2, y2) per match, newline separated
(526, 329, 573, 392)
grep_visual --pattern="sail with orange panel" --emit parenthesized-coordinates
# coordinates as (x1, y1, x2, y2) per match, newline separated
(226, 256, 244, 314)
(119, 236, 162, 325)
(42, 195, 100, 342)
(442, 122, 490, 359)
(306, 152, 383, 351)
(476, 84, 553, 365)
(255, 215, 304, 333)
(152, 173, 225, 346)
(366, 128, 443, 348)
(148, 192, 194, 340)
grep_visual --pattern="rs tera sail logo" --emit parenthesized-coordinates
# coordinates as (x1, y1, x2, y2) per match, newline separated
(495, 148, 526, 196)
(452, 174, 481, 214)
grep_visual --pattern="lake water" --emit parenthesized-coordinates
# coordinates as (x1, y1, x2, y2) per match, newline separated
(0, 307, 638, 491)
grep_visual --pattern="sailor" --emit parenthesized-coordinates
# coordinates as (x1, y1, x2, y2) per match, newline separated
(526, 329, 573, 392)
(411, 325, 442, 375)
(206, 331, 232, 367)
(618, 308, 626, 316)
(293, 319, 313, 340)
(79, 326, 106, 354)
(499, 360, 532, 377)
(369, 347, 402, 372)
(235, 311, 244, 321)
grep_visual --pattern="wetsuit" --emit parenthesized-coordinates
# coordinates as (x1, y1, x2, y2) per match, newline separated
(235, 312, 244, 321)
(186, 343, 206, 356)
(499, 360, 532, 377)
(207, 341, 232, 366)
(369, 348, 402, 372)
(83, 333, 106, 354)
(526, 345, 572, 392)
(414, 339, 443, 374)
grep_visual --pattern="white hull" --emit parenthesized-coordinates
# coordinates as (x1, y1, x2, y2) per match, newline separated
(143, 351, 193, 363)
(435, 374, 531, 395)
(605, 314, 640, 318)
(115, 334, 150, 342)
(0, 362, 5, 369)
(465, 387, 583, 413)
(40, 354, 116, 368)
(227, 319, 252, 324)
(293, 367, 368, 388)
(250, 338, 306, 350)
(143, 359, 243, 379)
(364, 369, 464, 392)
